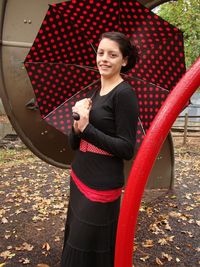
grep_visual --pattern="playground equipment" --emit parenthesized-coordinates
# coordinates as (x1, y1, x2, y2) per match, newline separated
(115, 57, 200, 266)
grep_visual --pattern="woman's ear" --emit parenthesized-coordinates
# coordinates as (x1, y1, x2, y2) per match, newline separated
(122, 57, 128, 66)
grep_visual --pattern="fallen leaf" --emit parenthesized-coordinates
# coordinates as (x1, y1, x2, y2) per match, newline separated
(146, 207, 153, 217)
(42, 242, 50, 251)
(4, 234, 11, 240)
(167, 236, 175, 242)
(181, 231, 194, 237)
(19, 258, 30, 264)
(54, 236, 60, 242)
(185, 206, 194, 211)
(158, 238, 168, 246)
(165, 223, 172, 231)
(15, 242, 34, 251)
(0, 251, 15, 260)
(0, 209, 6, 216)
(161, 252, 173, 261)
(140, 255, 149, 262)
(168, 203, 178, 208)
(156, 257, 164, 265)
(133, 244, 137, 252)
(196, 220, 200, 226)
(142, 239, 154, 248)
(36, 264, 50, 267)
(1, 218, 8, 224)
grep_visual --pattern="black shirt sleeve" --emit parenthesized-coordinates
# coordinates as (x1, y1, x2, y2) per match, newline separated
(81, 87, 139, 160)
(68, 126, 81, 150)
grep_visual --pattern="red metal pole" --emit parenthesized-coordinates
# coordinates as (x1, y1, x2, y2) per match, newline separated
(115, 57, 200, 267)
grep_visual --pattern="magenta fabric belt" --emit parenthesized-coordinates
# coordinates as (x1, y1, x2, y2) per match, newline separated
(80, 139, 113, 156)
(70, 169, 122, 203)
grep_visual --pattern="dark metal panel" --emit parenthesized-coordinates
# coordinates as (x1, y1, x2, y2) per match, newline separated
(146, 133, 174, 189)
(124, 133, 174, 189)
(2, 0, 64, 44)
(0, 0, 73, 168)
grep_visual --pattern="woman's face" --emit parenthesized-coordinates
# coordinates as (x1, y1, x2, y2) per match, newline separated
(96, 38, 127, 79)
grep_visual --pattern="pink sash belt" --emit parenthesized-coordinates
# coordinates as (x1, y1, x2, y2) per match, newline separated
(80, 139, 113, 156)
(70, 169, 122, 203)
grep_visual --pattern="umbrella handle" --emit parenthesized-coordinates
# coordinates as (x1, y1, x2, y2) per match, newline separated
(72, 112, 80, 121)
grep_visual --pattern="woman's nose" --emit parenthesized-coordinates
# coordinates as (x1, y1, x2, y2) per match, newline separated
(101, 53, 108, 61)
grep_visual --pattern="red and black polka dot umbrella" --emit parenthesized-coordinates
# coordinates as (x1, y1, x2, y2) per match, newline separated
(24, 0, 186, 146)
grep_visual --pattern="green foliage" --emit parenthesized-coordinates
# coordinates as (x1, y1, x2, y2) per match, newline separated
(157, 0, 200, 69)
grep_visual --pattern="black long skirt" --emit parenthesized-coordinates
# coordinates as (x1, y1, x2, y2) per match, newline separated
(60, 178, 121, 267)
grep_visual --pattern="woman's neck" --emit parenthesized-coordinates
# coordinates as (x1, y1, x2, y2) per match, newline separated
(100, 75, 123, 95)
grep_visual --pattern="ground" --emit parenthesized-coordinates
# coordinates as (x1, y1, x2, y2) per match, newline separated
(0, 136, 199, 267)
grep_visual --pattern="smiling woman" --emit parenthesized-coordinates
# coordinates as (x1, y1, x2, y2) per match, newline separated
(60, 32, 139, 267)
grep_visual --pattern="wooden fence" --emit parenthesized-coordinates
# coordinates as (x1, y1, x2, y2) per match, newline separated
(171, 113, 200, 144)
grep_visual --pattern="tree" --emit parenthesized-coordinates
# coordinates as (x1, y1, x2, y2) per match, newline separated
(156, 0, 200, 69)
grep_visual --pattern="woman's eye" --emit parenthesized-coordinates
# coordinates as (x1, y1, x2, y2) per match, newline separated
(111, 54, 117, 57)
(97, 51, 103, 56)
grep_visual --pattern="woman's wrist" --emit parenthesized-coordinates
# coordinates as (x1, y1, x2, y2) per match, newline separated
(73, 122, 81, 135)
(79, 123, 88, 133)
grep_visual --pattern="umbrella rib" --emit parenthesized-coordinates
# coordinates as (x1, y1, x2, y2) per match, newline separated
(44, 79, 101, 119)
(118, 0, 121, 27)
(138, 117, 146, 136)
(88, 41, 97, 55)
(122, 73, 169, 92)
(24, 61, 99, 72)
(72, 64, 98, 72)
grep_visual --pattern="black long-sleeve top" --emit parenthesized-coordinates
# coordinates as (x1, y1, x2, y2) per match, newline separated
(69, 81, 139, 190)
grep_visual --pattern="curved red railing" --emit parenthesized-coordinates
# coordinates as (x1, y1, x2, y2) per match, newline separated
(115, 57, 200, 267)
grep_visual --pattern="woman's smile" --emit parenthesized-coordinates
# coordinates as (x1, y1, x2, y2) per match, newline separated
(99, 64, 111, 70)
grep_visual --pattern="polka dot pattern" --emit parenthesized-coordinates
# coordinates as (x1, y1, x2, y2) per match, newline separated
(25, 62, 100, 118)
(80, 139, 113, 156)
(44, 80, 100, 133)
(122, 74, 168, 145)
(119, 0, 185, 90)
(24, 0, 186, 146)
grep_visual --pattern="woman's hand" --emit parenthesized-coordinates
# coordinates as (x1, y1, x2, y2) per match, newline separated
(72, 98, 92, 133)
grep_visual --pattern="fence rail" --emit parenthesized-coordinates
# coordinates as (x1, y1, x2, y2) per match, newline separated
(171, 113, 200, 144)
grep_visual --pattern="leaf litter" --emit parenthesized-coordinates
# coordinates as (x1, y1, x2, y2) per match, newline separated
(0, 137, 199, 266)
(134, 137, 200, 266)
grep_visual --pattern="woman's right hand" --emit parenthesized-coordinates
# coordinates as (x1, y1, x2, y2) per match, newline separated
(72, 98, 92, 134)
(73, 98, 92, 110)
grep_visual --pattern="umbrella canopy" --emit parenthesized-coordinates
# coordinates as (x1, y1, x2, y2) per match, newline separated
(24, 0, 186, 146)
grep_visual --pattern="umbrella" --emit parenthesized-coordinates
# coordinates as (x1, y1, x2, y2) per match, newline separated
(24, 0, 186, 146)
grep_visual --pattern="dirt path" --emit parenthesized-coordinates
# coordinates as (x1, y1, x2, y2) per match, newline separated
(0, 137, 199, 266)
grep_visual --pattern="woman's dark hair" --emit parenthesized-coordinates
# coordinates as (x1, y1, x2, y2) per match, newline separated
(100, 31, 139, 73)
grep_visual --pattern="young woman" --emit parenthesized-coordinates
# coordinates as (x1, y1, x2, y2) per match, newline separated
(61, 31, 139, 267)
